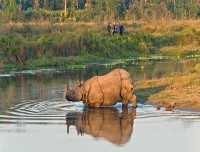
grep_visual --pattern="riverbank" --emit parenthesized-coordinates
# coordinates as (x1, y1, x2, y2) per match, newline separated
(135, 64, 200, 111)
(1, 20, 200, 67)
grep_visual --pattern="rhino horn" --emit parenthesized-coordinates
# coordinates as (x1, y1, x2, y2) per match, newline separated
(66, 86, 71, 91)
(65, 86, 77, 101)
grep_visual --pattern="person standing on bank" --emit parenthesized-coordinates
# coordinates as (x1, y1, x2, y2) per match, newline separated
(107, 23, 112, 36)
(112, 23, 117, 35)
(119, 24, 125, 35)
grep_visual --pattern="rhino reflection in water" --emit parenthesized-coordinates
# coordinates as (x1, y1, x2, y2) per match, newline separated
(66, 108, 136, 145)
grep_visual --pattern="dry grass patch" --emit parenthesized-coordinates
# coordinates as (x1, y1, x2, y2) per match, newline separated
(135, 71, 200, 111)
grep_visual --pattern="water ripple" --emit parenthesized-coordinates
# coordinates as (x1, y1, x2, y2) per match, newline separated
(136, 104, 200, 121)
(1, 101, 200, 125)
(0, 100, 74, 125)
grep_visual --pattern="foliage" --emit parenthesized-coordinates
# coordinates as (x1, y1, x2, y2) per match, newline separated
(0, 0, 200, 23)
(1, 19, 200, 66)
(25, 55, 99, 67)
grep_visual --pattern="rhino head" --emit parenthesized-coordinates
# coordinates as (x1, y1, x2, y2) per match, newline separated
(65, 81, 84, 102)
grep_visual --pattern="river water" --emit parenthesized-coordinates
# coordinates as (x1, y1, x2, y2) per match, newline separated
(0, 59, 200, 152)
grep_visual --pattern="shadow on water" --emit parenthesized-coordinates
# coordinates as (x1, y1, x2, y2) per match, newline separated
(135, 85, 168, 104)
(66, 107, 136, 146)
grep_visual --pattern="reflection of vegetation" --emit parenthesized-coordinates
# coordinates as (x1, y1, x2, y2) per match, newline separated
(0, 73, 64, 111)
(26, 55, 96, 67)
(0, 60, 199, 111)
(135, 85, 168, 104)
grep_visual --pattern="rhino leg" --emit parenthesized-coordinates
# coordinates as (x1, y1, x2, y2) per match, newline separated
(121, 83, 137, 108)
(121, 82, 131, 106)
(122, 99, 128, 107)
(95, 103, 101, 108)
(129, 95, 137, 108)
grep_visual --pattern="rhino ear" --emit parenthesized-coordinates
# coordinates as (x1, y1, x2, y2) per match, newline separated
(77, 80, 84, 87)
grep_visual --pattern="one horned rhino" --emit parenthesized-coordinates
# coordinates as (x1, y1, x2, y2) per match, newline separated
(65, 68, 137, 108)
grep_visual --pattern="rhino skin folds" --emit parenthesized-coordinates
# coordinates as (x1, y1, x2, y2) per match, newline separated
(65, 68, 137, 108)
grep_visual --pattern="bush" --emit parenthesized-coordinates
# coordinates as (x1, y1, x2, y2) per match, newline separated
(24, 8, 63, 22)
(1, 21, 200, 67)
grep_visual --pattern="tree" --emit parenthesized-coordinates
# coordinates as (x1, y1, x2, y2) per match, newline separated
(1, 0, 200, 23)
(64, 0, 67, 16)
(68, 0, 77, 18)
(1, 0, 18, 22)
(116, 0, 126, 19)
(93, 0, 105, 22)
(34, 0, 39, 9)
(105, 0, 117, 20)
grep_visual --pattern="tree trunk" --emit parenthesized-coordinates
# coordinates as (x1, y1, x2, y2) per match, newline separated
(173, 0, 176, 5)
(64, 0, 67, 16)
(34, 0, 39, 9)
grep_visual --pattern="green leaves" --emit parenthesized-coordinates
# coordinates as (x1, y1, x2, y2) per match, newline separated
(1, 0, 200, 23)
(1, 0, 18, 22)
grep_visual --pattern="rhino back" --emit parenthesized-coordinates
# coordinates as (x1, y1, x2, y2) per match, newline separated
(82, 69, 133, 107)
(118, 69, 133, 82)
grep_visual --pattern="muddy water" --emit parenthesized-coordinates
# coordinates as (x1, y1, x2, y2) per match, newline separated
(0, 59, 200, 152)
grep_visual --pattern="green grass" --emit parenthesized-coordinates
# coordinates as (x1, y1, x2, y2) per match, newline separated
(1, 20, 200, 67)
(25, 55, 100, 67)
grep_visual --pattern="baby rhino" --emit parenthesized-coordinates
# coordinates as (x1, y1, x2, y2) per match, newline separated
(65, 68, 137, 108)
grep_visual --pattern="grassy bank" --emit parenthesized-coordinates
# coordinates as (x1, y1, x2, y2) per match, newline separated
(0, 20, 200, 67)
(135, 63, 200, 111)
